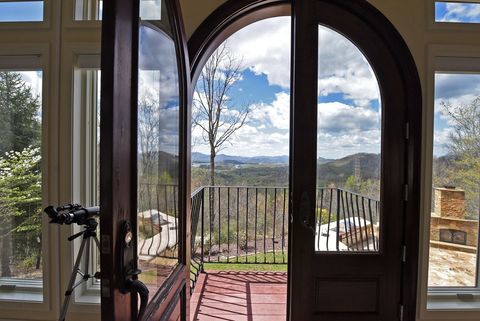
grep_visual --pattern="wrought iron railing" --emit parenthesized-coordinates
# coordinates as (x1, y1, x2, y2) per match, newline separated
(138, 183, 179, 259)
(188, 186, 380, 290)
(315, 188, 380, 252)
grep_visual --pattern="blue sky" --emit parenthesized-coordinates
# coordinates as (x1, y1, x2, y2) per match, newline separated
(193, 17, 382, 159)
(434, 73, 480, 156)
(435, 2, 480, 23)
(0, 1, 43, 22)
(192, 17, 480, 159)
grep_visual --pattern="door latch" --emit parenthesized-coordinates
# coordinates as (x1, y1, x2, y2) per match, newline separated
(119, 220, 149, 320)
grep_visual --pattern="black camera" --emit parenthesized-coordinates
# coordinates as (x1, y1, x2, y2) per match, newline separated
(44, 204, 100, 225)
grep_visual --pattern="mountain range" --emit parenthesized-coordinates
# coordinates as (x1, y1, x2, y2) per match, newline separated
(192, 152, 333, 165)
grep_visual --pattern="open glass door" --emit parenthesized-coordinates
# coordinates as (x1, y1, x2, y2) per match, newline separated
(100, 0, 191, 320)
(289, 1, 421, 320)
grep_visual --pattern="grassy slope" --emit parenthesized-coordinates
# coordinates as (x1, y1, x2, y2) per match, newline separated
(203, 252, 287, 272)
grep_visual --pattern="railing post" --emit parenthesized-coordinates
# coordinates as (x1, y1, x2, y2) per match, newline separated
(336, 188, 340, 251)
(200, 188, 205, 272)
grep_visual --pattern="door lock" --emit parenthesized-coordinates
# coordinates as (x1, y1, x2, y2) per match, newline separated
(119, 221, 149, 320)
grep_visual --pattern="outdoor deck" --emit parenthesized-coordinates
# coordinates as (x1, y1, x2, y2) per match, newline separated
(190, 271, 287, 321)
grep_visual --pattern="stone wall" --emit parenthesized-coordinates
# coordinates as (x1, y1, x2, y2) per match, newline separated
(434, 187, 466, 219)
(431, 187, 478, 252)
(430, 216, 478, 248)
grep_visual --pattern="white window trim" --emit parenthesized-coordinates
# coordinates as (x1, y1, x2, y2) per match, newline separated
(418, 44, 480, 321)
(0, 43, 62, 321)
(56, 44, 101, 319)
(0, 0, 51, 29)
(63, 0, 102, 28)
(428, 0, 480, 30)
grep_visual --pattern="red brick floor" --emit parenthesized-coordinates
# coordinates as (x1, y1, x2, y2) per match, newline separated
(190, 271, 287, 321)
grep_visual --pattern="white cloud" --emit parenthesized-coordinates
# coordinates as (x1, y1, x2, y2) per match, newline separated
(440, 3, 480, 22)
(140, 0, 162, 20)
(192, 93, 290, 157)
(433, 127, 452, 157)
(18, 71, 42, 101)
(318, 102, 380, 134)
(192, 93, 382, 158)
(317, 102, 381, 158)
(250, 92, 290, 130)
(318, 25, 380, 105)
(225, 18, 380, 106)
(227, 17, 291, 89)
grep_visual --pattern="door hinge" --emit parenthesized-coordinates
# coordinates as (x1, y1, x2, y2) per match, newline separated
(405, 122, 410, 140)
(404, 184, 409, 201)
(402, 245, 407, 263)
(399, 304, 404, 321)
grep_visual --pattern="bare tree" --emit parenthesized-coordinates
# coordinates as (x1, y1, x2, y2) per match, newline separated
(441, 98, 480, 219)
(193, 43, 250, 186)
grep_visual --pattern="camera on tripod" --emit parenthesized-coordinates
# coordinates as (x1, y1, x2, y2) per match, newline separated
(44, 203, 101, 321)
(44, 204, 100, 226)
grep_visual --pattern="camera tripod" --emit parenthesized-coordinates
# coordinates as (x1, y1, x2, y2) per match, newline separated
(59, 218, 100, 321)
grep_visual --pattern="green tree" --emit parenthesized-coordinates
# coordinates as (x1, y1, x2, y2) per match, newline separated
(0, 147, 42, 277)
(0, 72, 42, 278)
(0, 72, 41, 155)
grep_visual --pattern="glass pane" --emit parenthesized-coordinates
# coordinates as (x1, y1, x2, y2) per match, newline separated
(75, 0, 102, 21)
(140, 0, 161, 21)
(428, 73, 480, 287)
(315, 25, 381, 252)
(137, 20, 180, 297)
(0, 1, 44, 22)
(0, 70, 43, 299)
(435, 2, 480, 23)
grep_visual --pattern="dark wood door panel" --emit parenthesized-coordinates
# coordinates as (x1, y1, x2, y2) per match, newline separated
(315, 278, 379, 313)
(100, 0, 191, 320)
(290, 0, 421, 320)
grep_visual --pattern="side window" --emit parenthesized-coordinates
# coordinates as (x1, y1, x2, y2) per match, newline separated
(428, 73, 480, 291)
(74, 0, 161, 21)
(435, 1, 480, 24)
(0, 67, 44, 301)
(424, 53, 480, 315)
(0, 1, 44, 22)
(74, 0, 102, 21)
(70, 61, 101, 302)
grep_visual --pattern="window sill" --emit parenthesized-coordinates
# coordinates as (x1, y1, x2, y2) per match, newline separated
(75, 285, 100, 305)
(0, 278, 43, 302)
(428, 291, 480, 310)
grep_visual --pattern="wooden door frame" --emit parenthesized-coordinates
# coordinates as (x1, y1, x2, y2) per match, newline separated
(187, 0, 422, 320)
(100, 0, 192, 320)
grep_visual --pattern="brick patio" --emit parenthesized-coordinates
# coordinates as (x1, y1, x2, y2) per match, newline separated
(190, 271, 287, 321)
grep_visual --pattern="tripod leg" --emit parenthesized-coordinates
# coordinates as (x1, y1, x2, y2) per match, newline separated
(58, 236, 89, 321)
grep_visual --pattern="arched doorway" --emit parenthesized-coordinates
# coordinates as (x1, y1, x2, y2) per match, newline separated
(188, 1, 421, 320)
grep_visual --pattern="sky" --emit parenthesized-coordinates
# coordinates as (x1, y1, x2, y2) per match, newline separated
(3, 4, 479, 159)
(434, 73, 480, 156)
(192, 16, 480, 159)
(192, 17, 382, 159)
(435, 2, 480, 23)
(0, 1, 43, 22)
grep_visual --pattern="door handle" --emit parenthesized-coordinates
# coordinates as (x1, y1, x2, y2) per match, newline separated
(119, 221, 149, 320)
(300, 192, 315, 234)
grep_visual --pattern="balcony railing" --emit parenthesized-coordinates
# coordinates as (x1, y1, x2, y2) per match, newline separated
(189, 186, 380, 291)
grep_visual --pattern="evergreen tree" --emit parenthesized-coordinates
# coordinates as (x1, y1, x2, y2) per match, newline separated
(0, 72, 42, 277)
(0, 147, 42, 277)
(0, 72, 41, 155)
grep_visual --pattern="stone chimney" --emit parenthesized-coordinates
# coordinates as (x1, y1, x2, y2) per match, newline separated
(434, 187, 465, 219)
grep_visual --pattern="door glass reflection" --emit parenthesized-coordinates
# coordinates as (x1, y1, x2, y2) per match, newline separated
(315, 25, 382, 252)
(137, 22, 180, 295)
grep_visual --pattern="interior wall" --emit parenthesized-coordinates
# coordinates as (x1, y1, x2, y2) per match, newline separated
(179, 0, 480, 86)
